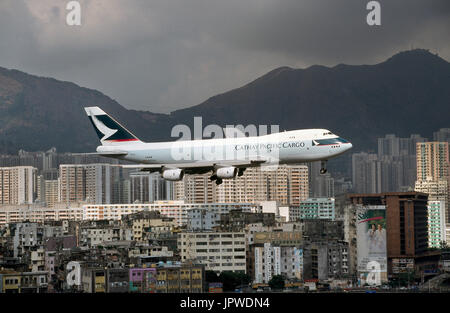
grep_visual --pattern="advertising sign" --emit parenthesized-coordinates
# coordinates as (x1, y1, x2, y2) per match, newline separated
(356, 205, 388, 285)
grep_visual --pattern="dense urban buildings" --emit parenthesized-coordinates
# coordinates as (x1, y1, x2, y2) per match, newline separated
(0, 129, 449, 293)
(352, 134, 427, 194)
(174, 165, 309, 205)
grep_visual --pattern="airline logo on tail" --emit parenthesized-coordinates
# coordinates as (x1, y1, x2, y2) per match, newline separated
(84, 107, 141, 144)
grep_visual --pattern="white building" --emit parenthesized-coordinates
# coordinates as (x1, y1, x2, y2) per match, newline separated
(427, 201, 447, 248)
(178, 232, 246, 273)
(254, 242, 303, 284)
(0, 166, 37, 205)
(297, 198, 335, 220)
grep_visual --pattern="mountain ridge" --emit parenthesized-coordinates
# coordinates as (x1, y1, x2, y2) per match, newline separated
(0, 49, 448, 154)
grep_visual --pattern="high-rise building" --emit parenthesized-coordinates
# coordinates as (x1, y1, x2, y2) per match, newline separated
(415, 141, 450, 222)
(84, 164, 114, 204)
(59, 164, 123, 205)
(352, 153, 379, 193)
(130, 172, 174, 203)
(59, 164, 85, 204)
(0, 166, 37, 205)
(415, 179, 448, 221)
(378, 134, 426, 158)
(433, 128, 450, 143)
(44, 180, 59, 208)
(427, 201, 446, 248)
(416, 142, 449, 181)
(352, 134, 427, 194)
(311, 171, 334, 198)
(174, 165, 308, 205)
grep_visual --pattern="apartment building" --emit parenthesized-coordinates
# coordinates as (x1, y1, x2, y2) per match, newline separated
(0, 166, 37, 205)
(296, 197, 336, 220)
(178, 232, 246, 273)
(174, 165, 309, 205)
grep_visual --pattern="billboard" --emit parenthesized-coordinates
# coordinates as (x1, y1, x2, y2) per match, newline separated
(293, 248, 303, 280)
(356, 205, 387, 285)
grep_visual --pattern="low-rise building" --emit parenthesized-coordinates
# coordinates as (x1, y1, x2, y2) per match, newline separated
(0, 270, 48, 293)
(297, 198, 335, 220)
(155, 263, 204, 293)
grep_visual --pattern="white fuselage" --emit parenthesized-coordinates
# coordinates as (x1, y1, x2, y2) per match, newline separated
(96, 128, 352, 166)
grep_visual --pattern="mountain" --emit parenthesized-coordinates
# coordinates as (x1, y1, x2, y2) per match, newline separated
(171, 49, 450, 151)
(0, 67, 172, 153)
(0, 49, 449, 154)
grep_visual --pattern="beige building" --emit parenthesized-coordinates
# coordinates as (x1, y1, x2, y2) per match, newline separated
(178, 232, 247, 273)
(416, 142, 449, 181)
(59, 164, 121, 205)
(44, 180, 59, 208)
(0, 166, 37, 205)
(174, 165, 309, 205)
(124, 212, 177, 243)
(0, 204, 83, 226)
(415, 141, 450, 223)
(59, 164, 85, 204)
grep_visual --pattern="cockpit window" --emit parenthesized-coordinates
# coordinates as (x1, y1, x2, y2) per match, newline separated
(313, 137, 349, 145)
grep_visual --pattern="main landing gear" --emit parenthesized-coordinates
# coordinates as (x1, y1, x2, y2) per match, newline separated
(209, 174, 223, 185)
(320, 160, 327, 174)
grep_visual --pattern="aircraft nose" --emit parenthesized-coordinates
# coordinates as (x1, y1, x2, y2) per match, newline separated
(347, 142, 353, 150)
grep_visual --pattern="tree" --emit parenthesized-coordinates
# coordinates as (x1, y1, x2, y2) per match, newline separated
(269, 275, 285, 290)
(205, 270, 219, 284)
(218, 271, 251, 292)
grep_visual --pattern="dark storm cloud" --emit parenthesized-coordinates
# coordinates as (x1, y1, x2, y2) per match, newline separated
(0, 0, 449, 113)
(217, 0, 450, 65)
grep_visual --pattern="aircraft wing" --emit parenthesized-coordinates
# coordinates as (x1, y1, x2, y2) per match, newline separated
(121, 159, 267, 174)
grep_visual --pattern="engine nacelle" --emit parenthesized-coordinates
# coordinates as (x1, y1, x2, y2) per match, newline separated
(215, 166, 238, 179)
(162, 168, 184, 181)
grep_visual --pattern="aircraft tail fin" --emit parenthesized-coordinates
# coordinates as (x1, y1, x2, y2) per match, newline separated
(84, 107, 143, 145)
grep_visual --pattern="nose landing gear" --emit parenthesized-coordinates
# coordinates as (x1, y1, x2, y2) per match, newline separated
(320, 160, 327, 174)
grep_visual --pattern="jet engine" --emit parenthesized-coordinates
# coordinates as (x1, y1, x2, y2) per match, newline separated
(215, 166, 238, 179)
(162, 168, 184, 181)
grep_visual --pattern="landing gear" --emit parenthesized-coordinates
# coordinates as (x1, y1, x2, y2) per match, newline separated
(209, 174, 223, 185)
(320, 160, 327, 174)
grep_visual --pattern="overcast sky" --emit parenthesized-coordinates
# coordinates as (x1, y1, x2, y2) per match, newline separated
(1, 0, 449, 113)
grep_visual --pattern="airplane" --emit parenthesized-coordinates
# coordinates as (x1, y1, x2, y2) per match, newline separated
(84, 106, 353, 185)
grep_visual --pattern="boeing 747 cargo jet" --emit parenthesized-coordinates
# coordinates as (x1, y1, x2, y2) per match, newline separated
(84, 107, 352, 185)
